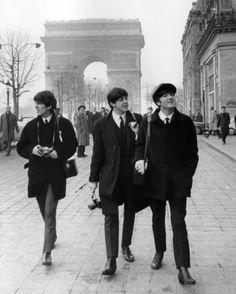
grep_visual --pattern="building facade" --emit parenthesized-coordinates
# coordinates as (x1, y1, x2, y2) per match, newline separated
(182, 0, 236, 123)
(41, 19, 144, 118)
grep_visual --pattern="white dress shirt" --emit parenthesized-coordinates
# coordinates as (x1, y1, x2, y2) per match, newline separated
(42, 114, 52, 124)
(112, 111, 126, 128)
(158, 110, 174, 124)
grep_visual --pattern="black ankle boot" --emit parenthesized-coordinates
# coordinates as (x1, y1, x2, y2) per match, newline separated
(102, 257, 117, 275)
(151, 252, 164, 269)
(178, 267, 196, 285)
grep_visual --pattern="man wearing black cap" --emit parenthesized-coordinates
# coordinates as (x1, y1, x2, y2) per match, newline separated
(135, 83, 198, 285)
(89, 87, 142, 276)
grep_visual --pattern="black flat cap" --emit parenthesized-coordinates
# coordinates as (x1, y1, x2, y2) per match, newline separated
(78, 105, 86, 111)
(152, 83, 176, 102)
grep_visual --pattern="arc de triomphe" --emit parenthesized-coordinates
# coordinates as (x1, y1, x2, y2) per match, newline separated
(41, 19, 145, 115)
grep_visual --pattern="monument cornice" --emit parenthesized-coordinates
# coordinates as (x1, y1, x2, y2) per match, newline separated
(197, 12, 236, 58)
(41, 35, 144, 44)
(107, 69, 142, 75)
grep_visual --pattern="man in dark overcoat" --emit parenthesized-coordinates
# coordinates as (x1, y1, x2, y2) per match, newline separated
(74, 105, 89, 157)
(135, 83, 198, 285)
(17, 90, 77, 266)
(217, 106, 230, 144)
(89, 87, 142, 275)
(0, 105, 19, 155)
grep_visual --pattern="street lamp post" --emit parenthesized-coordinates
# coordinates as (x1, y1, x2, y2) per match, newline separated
(6, 80, 11, 105)
(0, 42, 41, 117)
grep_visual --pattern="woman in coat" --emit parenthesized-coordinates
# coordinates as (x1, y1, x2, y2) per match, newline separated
(17, 90, 77, 266)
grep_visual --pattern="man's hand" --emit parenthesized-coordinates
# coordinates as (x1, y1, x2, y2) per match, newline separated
(135, 160, 148, 175)
(89, 182, 98, 195)
(32, 145, 43, 157)
(49, 150, 58, 159)
(129, 122, 139, 135)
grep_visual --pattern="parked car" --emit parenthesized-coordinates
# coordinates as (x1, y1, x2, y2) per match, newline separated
(229, 118, 235, 135)
(194, 121, 208, 135)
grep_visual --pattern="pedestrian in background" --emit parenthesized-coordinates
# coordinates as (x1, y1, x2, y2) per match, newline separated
(17, 90, 77, 266)
(143, 106, 153, 119)
(206, 106, 217, 138)
(0, 105, 19, 156)
(90, 107, 101, 134)
(217, 106, 230, 144)
(135, 83, 198, 285)
(100, 106, 108, 117)
(89, 87, 142, 276)
(194, 111, 203, 122)
(74, 105, 89, 157)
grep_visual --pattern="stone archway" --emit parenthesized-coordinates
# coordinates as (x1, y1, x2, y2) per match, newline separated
(41, 19, 145, 116)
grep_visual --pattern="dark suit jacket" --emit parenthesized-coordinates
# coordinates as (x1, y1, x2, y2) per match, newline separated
(17, 115, 77, 200)
(89, 110, 142, 213)
(135, 108, 199, 200)
(217, 112, 230, 129)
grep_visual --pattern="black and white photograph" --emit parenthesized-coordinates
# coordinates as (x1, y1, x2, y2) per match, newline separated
(0, 0, 236, 293)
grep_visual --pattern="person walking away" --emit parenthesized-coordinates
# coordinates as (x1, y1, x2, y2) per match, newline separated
(90, 107, 102, 134)
(74, 105, 89, 157)
(89, 87, 142, 276)
(0, 105, 19, 156)
(135, 83, 198, 285)
(206, 107, 217, 138)
(217, 106, 230, 144)
(16, 90, 77, 266)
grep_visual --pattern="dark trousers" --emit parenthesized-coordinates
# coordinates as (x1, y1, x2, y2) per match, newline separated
(104, 202, 135, 258)
(220, 127, 228, 143)
(77, 145, 85, 156)
(150, 197, 190, 268)
(104, 169, 135, 258)
(36, 183, 58, 253)
(5, 136, 12, 154)
(206, 129, 221, 138)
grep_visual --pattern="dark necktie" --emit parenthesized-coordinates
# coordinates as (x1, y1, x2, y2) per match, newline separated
(120, 116, 125, 130)
(45, 119, 48, 124)
(165, 118, 170, 125)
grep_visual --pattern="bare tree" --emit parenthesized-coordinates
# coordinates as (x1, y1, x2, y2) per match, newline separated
(0, 31, 42, 118)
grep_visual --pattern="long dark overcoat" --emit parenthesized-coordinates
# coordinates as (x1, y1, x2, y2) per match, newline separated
(16, 115, 78, 200)
(135, 108, 198, 200)
(89, 111, 142, 214)
(74, 113, 90, 146)
(0, 112, 19, 141)
(217, 112, 230, 132)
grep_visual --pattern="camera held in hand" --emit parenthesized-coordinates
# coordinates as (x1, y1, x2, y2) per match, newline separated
(38, 146, 53, 158)
(88, 198, 101, 210)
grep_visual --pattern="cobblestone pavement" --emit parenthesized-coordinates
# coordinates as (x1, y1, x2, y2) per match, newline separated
(200, 135, 236, 161)
(0, 138, 236, 294)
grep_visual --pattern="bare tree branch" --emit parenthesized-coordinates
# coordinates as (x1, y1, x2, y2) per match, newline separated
(0, 31, 42, 118)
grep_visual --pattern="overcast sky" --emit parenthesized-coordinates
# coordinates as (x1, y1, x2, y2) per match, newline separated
(0, 0, 193, 111)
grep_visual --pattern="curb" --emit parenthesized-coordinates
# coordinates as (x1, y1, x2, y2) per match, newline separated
(199, 138, 236, 162)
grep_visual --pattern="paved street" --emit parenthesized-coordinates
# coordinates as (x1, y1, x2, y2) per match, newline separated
(0, 137, 236, 294)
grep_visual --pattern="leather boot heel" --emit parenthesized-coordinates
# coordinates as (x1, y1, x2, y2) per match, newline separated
(178, 267, 196, 285)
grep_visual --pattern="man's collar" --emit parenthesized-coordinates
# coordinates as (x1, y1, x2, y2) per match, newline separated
(42, 114, 52, 123)
(158, 110, 174, 122)
(112, 110, 126, 120)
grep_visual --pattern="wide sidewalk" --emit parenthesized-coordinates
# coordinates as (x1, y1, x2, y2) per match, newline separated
(199, 134, 236, 162)
(0, 138, 236, 294)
